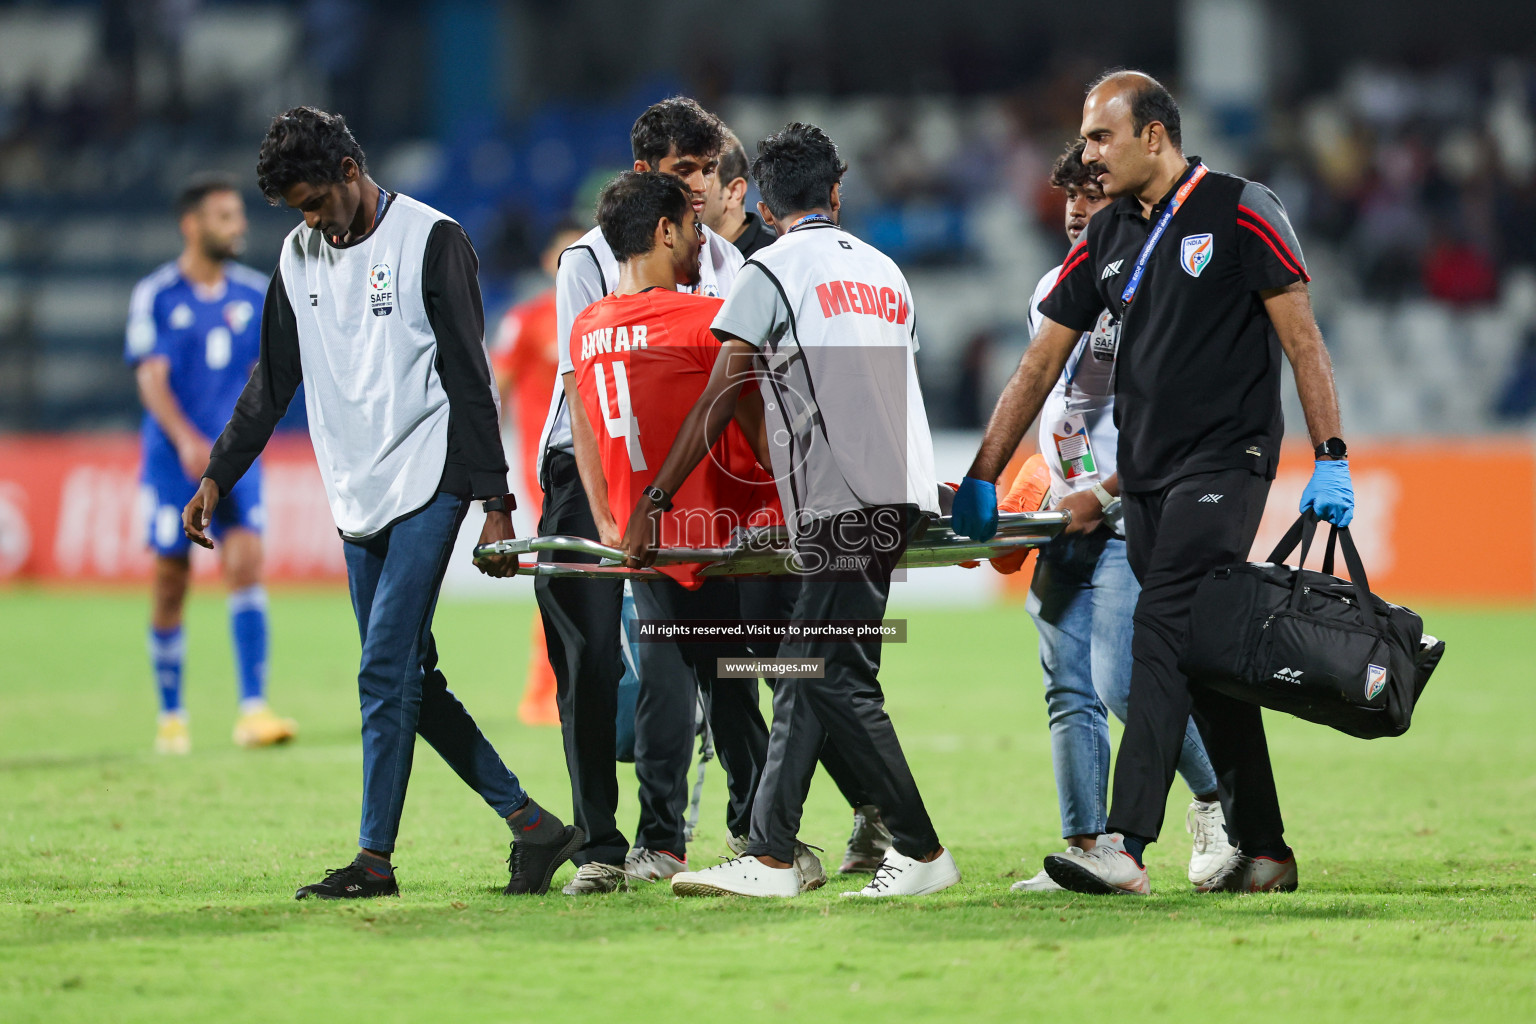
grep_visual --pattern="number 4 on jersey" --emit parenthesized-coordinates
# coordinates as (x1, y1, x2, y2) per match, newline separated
(593, 361, 646, 471)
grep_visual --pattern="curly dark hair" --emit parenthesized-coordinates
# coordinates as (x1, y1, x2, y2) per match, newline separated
(750, 122, 847, 219)
(630, 96, 726, 168)
(255, 107, 368, 205)
(1048, 138, 1098, 193)
(596, 171, 691, 262)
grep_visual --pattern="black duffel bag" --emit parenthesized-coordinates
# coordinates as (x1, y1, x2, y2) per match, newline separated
(1179, 513, 1445, 739)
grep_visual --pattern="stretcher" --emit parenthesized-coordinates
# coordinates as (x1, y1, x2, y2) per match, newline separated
(472, 510, 1071, 579)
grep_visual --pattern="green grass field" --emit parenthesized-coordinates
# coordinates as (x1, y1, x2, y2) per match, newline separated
(1, 589, 1533, 1023)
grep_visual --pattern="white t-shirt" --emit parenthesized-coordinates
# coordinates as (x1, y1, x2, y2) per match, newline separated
(534, 223, 744, 475)
(1029, 264, 1123, 535)
(712, 222, 939, 536)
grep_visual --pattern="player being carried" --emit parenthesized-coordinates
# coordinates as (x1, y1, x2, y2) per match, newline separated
(125, 173, 297, 754)
(619, 123, 959, 898)
(561, 169, 833, 893)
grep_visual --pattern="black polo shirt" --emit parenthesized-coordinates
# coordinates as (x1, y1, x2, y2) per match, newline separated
(1038, 158, 1309, 492)
(731, 211, 778, 258)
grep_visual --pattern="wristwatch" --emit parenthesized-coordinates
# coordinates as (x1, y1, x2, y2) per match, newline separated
(642, 485, 673, 511)
(481, 494, 516, 514)
(1314, 437, 1348, 460)
(1090, 482, 1121, 519)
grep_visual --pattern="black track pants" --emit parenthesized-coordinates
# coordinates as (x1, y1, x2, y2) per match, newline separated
(533, 450, 628, 866)
(1107, 468, 1285, 851)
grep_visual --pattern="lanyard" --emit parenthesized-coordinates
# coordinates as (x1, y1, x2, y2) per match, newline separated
(788, 213, 831, 231)
(1120, 162, 1207, 306)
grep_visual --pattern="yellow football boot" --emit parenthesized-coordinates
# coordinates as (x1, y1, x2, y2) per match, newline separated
(232, 706, 298, 748)
(155, 714, 191, 755)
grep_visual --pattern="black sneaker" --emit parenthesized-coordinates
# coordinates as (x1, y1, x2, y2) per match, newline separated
(504, 825, 585, 895)
(295, 860, 400, 900)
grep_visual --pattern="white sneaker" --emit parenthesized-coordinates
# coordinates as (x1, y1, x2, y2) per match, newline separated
(725, 837, 824, 892)
(1010, 868, 1065, 892)
(625, 848, 686, 881)
(1042, 833, 1150, 895)
(671, 856, 800, 898)
(1185, 799, 1239, 886)
(795, 843, 827, 892)
(842, 846, 960, 898)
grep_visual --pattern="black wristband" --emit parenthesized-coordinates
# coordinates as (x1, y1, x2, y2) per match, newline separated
(643, 485, 673, 511)
(482, 494, 515, 513)
(1314, 437, 1348, 460)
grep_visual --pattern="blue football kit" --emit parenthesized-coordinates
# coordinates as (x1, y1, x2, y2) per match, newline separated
(125, 260, 270, 556)
(126, 259, 272, 718)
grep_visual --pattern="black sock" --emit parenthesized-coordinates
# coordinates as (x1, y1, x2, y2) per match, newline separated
(507, 798, 564, 843)
(355, 849, 394, 878)
(1121, 834, 1150, 867)
(1243, 843, 1292, 861)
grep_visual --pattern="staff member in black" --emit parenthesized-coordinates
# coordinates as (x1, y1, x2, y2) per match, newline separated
(702, 129, 779, 258)
(953, 71, 1355, 895)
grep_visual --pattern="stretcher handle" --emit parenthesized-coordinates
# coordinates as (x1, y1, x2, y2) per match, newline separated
(473, 534, 625, 562)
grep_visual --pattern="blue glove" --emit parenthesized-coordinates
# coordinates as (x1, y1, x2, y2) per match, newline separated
(1300, 459, 1354, 527)
(952, 476, 999, 540)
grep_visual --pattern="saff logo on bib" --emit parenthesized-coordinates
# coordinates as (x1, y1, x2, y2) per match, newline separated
(1180, 233, 1214, 278)
(369, 263, 394, 317)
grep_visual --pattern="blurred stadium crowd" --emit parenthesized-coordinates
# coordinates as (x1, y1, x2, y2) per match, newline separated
(2, 0, 1534, 435)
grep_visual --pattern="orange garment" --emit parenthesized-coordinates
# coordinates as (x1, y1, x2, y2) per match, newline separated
(491, 290, 559, 508)
(517, 617, 560, 727)
(989, 452, 1053, 576)
(492, 292, 561, 726)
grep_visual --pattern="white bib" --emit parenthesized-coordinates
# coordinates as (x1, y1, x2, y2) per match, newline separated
(279, 194, 453, 538)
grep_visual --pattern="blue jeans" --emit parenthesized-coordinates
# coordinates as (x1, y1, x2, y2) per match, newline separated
(1026, 531, 1217, 839)
(344, 491, 528, 852)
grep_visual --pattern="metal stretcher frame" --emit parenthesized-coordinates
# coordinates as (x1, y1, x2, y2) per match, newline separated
(472, 510, 1072, 580)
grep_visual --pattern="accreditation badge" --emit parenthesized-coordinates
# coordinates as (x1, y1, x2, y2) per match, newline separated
(1051, 415, 1099, 485)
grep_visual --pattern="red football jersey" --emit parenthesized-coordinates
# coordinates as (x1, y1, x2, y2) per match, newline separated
(570, 289, 780, 586)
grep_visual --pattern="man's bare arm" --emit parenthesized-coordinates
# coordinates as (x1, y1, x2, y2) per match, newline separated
(966, 317, 1083, 482)
(136, 356, 210, 479)
(563, 371, 619, 545)
(732, 385, 773, 475)
(1263, 281, 1343, 448)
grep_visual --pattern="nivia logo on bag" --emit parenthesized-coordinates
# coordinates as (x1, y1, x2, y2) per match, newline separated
(1272, 667, 1304, 684)
(1365, 664, 1388, 700)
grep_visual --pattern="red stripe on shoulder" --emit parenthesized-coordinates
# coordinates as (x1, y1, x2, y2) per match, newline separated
(1237, 219, 1310, 282)
(1060, 240, 1089, 271)
(1044, 244, 1093, 300)
(1044, 245, 1091, 301)
(1237, 204, 1307, 275)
